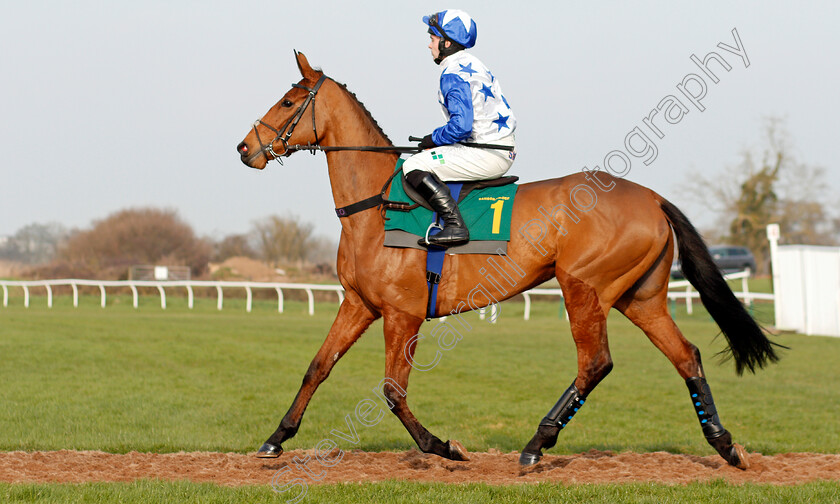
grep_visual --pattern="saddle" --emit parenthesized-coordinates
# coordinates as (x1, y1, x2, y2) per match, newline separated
(382, 161, 519, 254)
(402, 175, 519, 211)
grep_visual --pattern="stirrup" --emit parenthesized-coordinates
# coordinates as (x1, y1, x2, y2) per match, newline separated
(421, 222, 445, 246)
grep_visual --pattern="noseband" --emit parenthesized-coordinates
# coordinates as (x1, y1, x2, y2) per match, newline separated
(251, 74, 329, 167)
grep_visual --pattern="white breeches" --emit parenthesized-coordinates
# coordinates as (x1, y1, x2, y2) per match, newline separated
(402, 134, 516, 181)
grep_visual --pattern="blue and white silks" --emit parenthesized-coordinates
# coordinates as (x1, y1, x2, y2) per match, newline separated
(431, 51, 517, 146)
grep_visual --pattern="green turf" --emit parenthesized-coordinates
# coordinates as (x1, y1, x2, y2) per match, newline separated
(0, 294, 837, 457)
(728, 276, 773, 293)
(1, 480, 839, 504)
(2, 295, 838, 502)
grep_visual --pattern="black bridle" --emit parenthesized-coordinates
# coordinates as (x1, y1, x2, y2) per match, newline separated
(250, 74, 425, 168)
(251, 74, 329, 167)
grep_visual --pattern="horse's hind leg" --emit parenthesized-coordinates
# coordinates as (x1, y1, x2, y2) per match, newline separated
(520, 275, 613, 466)
(257, 291, 378, 457)
(615, 265, 750, 469)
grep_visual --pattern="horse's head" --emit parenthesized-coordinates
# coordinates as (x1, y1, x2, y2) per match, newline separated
(237, 52, 328, 169)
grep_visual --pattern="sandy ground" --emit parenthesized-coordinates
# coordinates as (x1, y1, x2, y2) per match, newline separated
(1, 449, 839, 486)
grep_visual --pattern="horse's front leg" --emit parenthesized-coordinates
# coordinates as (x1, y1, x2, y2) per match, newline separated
(380, 306, 470, 461)
(257, 291, 378, 457)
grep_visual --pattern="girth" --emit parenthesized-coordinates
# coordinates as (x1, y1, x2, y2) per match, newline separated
(334, 171, 519, 218)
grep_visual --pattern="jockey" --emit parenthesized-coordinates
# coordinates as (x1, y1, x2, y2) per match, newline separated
(404, 9, 517, 248)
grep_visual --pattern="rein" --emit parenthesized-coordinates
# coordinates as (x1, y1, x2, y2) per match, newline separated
(250, 73, 513, 167)
(285, 144, 421, 154)
(250, 72, 514, 218)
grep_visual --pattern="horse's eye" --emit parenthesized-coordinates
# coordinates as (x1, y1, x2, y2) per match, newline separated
(281, 99, 294, 108)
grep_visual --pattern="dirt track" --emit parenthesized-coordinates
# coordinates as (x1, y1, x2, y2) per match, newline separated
(2, 449, 839, 486)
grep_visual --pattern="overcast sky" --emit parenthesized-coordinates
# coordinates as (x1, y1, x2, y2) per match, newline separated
(1, 1, 837, 240)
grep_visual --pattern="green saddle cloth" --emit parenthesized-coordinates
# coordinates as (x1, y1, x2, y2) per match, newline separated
(384, 160, 518, 241)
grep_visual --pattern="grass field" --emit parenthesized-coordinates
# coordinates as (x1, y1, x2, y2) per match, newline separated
(2, 480, 840, 504)
(1, 293, 839, 502)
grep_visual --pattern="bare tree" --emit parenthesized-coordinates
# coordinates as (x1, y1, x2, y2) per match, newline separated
(776, 163, 835, 245)
(0, 222, 67, 264)
(251, 214, 315, 267)
(679, 117, 837, 273)
(213, 233, 257, 262)
(306, 235, 339, 265)
(58, 207, 211, 278)
(727, 148, 783, 274)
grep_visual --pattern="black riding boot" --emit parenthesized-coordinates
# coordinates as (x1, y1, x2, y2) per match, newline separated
(405, 170, 469, 248)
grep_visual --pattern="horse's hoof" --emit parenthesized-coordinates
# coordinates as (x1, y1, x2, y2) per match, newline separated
(729, 443, 750, 470)
(447, 440, 470, 461)
(256, 442, 283, 458)
(519, 451, 541, 466)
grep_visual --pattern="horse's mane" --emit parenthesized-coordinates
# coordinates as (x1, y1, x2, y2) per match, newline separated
(331, 79, 394, 146)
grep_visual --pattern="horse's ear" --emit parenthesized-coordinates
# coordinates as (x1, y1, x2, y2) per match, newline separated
(294, 50, 320, 81)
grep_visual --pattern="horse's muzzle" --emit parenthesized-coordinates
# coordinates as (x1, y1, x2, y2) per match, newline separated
(237, 142, 268, 169)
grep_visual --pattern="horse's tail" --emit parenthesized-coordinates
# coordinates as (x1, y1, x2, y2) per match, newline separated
(658, 197, 782, 375)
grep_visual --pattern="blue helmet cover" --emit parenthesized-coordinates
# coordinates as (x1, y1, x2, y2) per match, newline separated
(422, 9, 477, 48)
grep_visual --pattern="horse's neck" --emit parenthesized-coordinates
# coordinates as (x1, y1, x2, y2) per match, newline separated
(321, 93, 397, 235)
(324, 151, 395, 210)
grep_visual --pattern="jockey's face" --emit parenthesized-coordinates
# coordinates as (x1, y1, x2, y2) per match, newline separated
(428, 34, 450, 62)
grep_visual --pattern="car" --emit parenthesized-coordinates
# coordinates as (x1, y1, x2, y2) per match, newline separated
(708, 245, 757, 275)
(670, 245, 756, 279)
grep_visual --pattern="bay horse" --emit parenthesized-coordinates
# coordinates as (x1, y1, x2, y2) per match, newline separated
(236, 52, 779, 468)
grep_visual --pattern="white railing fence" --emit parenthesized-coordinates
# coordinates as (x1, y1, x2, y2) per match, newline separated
(1, 270, 770, 320)
(518, 270, 770, 321)
(0, 279, 343, 316)
(664, 269, 773, 315)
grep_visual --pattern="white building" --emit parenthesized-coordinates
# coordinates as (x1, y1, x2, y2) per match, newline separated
(769, 224, 840, 337)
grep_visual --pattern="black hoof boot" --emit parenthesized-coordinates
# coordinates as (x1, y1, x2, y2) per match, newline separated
(519, 451, 541, 466)
(256, 442, 284, 458)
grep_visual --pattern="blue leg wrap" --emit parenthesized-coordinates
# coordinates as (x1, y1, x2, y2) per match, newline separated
(686, 376, 726, 439)
(540, 382, 586, 429)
